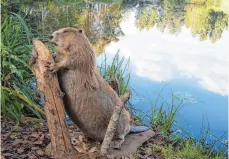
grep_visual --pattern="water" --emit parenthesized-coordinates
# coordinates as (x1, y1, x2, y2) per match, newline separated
(5, 0, 228, 140)
(97, 10, 228, 139)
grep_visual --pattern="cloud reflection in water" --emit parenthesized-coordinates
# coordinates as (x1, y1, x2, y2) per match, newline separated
(104, 11, 229, 96)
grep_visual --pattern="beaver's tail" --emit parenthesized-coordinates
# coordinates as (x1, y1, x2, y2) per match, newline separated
(130, 126, 149, 133)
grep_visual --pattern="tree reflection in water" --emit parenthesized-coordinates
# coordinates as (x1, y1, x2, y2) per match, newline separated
(2, 0, 228, 54)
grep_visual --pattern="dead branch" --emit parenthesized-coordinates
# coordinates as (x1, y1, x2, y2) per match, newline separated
(30, 40, 76, 159)
(100, 89, 131, 155)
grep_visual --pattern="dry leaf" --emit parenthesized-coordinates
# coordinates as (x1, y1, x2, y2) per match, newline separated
(28, 155, 37, 159)
(36, 149, 44, 156)
(89, 147, 97, 153)
(69, 125, 75, 129)
(39, 134, 44, 141)
(3, 153, 13, 157)
(12, 139, 23, 146)
(79, 135, 84, 142)
(1, 132, 10, 140)
(74, 146, 86, 153)
(45, 143, 51, 156)
(82, 142, 88, 150)
(21, 120, 28, 124)
(31, 147, 40, 150)
(30, 133, 40, 138)
(23, 135, 29, 140)
(9, 134, 16, 139)
(17, 148, 24, 154)
(34, 141, 43, 145)
(88, 152, 98, 159)
(106, 154, 115, 159)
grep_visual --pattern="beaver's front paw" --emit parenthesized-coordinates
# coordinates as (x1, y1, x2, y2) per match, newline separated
(52, 53, 57, 61)
(45, 62, 59, 73)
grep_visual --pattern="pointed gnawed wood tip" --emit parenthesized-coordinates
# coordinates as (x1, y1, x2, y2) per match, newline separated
(32, 39, 40, 44)
(32, 39, 52, 61)
(32, 39, 44, 47)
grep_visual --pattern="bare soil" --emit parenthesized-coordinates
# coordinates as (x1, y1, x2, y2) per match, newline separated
(1, 120, 166, 159)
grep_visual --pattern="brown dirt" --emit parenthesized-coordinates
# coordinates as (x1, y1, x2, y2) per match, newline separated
(1, 120, 166, 159)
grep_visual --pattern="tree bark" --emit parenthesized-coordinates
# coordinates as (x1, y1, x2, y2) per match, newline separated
(30, 40, 76, 159)
(100, 89, 131, 155)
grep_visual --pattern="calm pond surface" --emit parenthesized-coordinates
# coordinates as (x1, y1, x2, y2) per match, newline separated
(5, 0, 228, 140)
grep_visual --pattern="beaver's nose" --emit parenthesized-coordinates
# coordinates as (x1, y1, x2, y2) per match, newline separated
(49, 35, 53, 39)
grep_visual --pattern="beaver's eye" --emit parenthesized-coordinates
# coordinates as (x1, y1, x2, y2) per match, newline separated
(63, 30, 68, 33)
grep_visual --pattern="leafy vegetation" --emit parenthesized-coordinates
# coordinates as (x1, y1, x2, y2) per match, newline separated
(1, 13, 45, 122)
(0, 10, 128, 122)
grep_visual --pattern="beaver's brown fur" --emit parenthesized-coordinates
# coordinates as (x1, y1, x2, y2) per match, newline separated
(46, 27, 130, 142)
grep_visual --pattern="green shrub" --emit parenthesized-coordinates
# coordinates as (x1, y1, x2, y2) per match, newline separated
(1, 13, 45, 122)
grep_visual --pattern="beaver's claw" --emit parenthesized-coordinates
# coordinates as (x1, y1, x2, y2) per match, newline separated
(45, 62, 59, 73)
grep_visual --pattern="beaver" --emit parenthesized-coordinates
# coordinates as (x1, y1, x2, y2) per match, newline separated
(46, 27, 130, 147)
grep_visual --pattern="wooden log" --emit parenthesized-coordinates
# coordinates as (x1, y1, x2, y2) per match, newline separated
(29, 40, 76, 159)
(100, 89, 131, 155)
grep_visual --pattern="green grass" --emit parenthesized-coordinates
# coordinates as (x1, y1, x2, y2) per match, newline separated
(161, 131, 227, 159)
(151, 93, 183, 135)
(99, 52, 130, 96)
(149, 90, 227, 159)
(162, 139, 226, 159)
(1, 13, 45, 122)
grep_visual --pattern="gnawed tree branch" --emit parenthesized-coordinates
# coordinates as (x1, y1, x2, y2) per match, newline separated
(29, 40, 76, 159)
(100, 89, 131, 155)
